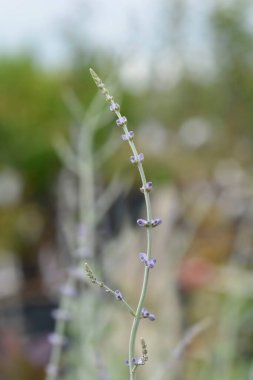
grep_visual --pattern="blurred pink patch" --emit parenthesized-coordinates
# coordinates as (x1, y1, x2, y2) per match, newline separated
(178, 257, 215, 290)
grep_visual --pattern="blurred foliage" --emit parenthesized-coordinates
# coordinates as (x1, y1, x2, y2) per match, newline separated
(0, 56, 64, 198)
(0, 1, 253, 193)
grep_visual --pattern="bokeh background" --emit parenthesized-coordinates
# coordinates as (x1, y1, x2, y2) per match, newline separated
(1, 0, 253, 379)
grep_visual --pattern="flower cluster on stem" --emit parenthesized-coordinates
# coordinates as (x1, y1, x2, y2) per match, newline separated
(89, 68, 162, 380)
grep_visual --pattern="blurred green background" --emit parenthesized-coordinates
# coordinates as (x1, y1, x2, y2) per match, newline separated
(1, 1, 253, 379)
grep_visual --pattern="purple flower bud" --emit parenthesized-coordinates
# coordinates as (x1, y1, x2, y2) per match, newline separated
(151, 218, 162, 227)
(116, 116, 127, 127)
(51, 309, 71, 321)
(130, 155, 137, 164)
(137, 357, 144, 365)
(141, 308, 150, 318)
(140, 181, 153, 193)
(148, 313, 156, 321)
(146, 181, 153, 191)
(109, 102, 120, 112)
(122, 131, 134, 141)
(138, 153, 144, 162)
(114, 289, 123, 301)
(148, 258, 157, 269)
(139, 252, 148, 265)
(130, 153, 144, 164)
(137, 218, 149, 227)
(125, 357, 138, 366)
(48, 333, 67, 346)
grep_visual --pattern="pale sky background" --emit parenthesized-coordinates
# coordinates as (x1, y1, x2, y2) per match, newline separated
(0, 0, 216, 68)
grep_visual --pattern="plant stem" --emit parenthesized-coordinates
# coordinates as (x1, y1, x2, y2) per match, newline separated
(120, 121, 153, 380)
(89, 68, 154, 380)
(94, 278, 136, 316)
(79, 119, 96, 259)
(46, 279, 73, 380)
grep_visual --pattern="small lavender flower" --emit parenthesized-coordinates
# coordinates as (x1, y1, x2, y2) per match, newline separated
(122, 131, 134, 141)
(141, 308, 155, 321)
(139, 253, 156, 268)
(114, 289, 123, 301)
(130, 153, 144, 164)
(139, 252, 148, 265)
(140, 181, 153, 193)
(148, 258, 157, 269)
(151, 218, 162, 227)
(137, 218, 149, 227)
(141, 308, 150, 318)
(109, 102, 120, 112)
(137, 358, 144, 365)
(125, 357, 138, 366)
(148, 313, 156, 321)
(48, 333, 67, 346)
(116, 116, 127, 127)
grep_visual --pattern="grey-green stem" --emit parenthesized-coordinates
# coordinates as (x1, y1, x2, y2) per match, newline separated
(89, 68, 153, 380)
(118, 114, 153, 380)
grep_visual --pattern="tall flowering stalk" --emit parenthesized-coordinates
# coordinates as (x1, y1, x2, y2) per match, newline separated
(88, 68, 161, 380)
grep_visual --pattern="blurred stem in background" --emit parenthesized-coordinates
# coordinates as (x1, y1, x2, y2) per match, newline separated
(46, 77, 129, 380)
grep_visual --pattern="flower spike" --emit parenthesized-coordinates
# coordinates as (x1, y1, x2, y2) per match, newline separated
(89, 68, 161, 379)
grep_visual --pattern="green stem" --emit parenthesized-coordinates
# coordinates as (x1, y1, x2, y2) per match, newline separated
(94, 279, 136, 316)
(89, 69, 154, 380)
(115, 115, 153, 379)
(122, 124, 153, 380)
